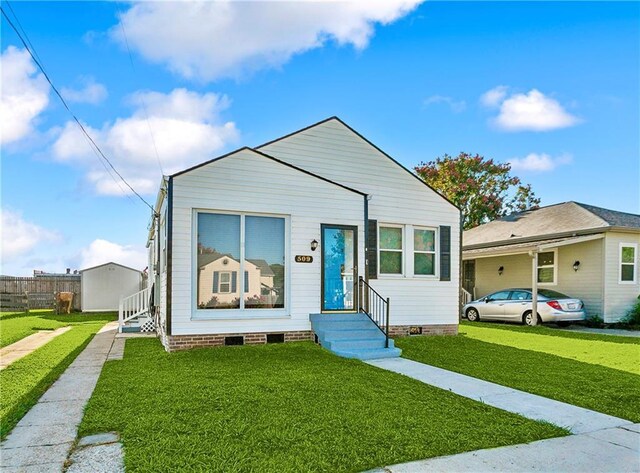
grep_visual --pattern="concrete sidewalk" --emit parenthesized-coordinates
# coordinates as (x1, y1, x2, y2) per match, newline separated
(0, 321, 118, 472)
(0, 326, 73, 370)
(370, 424, 640, 472)
(366, 358, 631, 434)
(556, 326, 640, 338)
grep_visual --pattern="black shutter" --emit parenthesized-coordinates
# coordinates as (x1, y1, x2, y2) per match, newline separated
(367, 219, 378, 279)
(440, 226, 451, 281)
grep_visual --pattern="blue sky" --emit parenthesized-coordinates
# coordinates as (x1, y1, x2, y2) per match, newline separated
(1, 1, 638, 276)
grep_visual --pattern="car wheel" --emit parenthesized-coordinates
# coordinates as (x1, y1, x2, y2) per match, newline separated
(556, 321, 571, 328)
(523, 311, 542, 326)
(466, 308, 480, 322)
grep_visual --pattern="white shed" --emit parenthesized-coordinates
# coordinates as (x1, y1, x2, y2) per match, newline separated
(80, 262, 143, 312)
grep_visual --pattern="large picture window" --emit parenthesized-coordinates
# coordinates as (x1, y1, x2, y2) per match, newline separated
(537, 251, 556, 284)
(620, 244, 637, 283)
(379, 226, 403, 275)
(197, 212, 285, 310)
(414, 228, 436, 276)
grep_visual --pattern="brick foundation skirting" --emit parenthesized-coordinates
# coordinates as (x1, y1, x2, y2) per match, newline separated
(388, 324, 458, 337)
(159, 323, 458, 352)
(161, 330, 314, 352)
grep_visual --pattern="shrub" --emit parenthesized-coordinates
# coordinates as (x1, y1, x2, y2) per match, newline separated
(622, 295, 640, 326)
(584, 313, 604, 328)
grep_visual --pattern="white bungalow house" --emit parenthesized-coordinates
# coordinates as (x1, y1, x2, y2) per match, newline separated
(462, 202, 640, 323)
(122, 117, 461, 359)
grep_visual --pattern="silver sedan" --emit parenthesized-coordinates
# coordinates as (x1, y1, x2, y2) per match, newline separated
(463, 288, 586, 326)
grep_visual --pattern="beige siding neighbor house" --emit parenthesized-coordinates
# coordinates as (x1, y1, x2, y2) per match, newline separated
(122, 117, 461, 359)
(462, 202, 640, 323)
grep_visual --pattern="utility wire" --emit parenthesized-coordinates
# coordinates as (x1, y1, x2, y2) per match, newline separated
(1, 5, 156, 213)
(1, 2, 135, 204)
(2, 3, 133, 203)
(117, 10, 165, 176)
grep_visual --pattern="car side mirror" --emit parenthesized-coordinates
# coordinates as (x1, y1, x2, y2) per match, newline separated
(484, 297, 492, 303)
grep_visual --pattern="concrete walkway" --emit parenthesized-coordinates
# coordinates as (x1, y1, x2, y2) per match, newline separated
(366, 358, 632, 434)
(370, 423, 640, 472)
(0, 327, 73, 370)
(0, 321, 118, 472)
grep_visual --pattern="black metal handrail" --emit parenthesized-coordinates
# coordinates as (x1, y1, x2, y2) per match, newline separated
(358, 276, 390, 348)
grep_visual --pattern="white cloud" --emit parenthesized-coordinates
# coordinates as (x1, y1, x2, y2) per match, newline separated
(61, 78, 108, 105)
(113, 0, 422, 81)
(509, 153, 573, 172)
(0, 209, 61, 264)
(0, 46, 50, 144)
(481, 87, 580, 132)
(480, 85, 508, 108)
(52, 88, 239, 196)
(79, 239, 147, 271)
(424, 95, 466, 113)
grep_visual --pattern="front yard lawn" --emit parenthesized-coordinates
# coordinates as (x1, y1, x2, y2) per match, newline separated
(80, 340, 566, 472)
(0, 312, 116, 438)
(397, 325, 640, 423)
(460, 321, 640, 374)
(0, 310, 117, 348)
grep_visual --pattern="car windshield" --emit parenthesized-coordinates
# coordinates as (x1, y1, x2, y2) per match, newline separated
(538, 289, 571, 299)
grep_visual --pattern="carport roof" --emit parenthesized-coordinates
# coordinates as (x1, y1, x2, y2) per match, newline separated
(463, 234, 605, 259)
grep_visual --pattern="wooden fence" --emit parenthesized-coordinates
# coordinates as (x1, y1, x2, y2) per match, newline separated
(0, 276, 81, 311)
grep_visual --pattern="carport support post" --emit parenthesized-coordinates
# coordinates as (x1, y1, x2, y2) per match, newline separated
(531, 250, 538, 326)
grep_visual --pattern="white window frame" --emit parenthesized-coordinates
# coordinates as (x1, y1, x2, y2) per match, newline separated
(218, 271, 231, 293)
(378, 224, 404, 277)
(537, 249, 557, 285)
(619, 243, 638, 284)
(413, 226, 438, 277)
(192, 209, 290, 319)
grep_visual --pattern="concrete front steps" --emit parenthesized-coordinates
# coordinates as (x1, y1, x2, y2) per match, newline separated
(310, 312, 402, 360)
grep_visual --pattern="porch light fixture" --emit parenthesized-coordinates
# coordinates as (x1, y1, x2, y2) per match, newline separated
(311, 239, 319, 252)
(573, 260, 580, 272)
(498, 266, 504, 276)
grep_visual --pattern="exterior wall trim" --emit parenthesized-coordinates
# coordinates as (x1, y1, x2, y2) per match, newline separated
(166, 176, 173, 336)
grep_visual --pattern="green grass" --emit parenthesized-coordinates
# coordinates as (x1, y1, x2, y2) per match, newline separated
(459, 322, 640, 374)
(0, 321, 110, 438)
(80, 340, 566, 472)
(397, 330, 640, 423)
(461, 320, 640, 344)
(0, 310, 116, 348)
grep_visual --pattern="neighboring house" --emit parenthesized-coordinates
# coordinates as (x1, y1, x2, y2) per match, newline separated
(462, 202, 640, 322)
(132, 117, 461, 355)
(81, 262, 143, 312)
(197, 252, 278, 309)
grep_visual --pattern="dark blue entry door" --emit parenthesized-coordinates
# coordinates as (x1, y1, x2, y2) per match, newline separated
(321, 225, 357, 311)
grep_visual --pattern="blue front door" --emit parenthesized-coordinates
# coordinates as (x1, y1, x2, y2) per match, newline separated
(321, 225, 357, 311)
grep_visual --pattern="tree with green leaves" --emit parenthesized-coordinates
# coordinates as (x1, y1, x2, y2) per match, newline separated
(415, 152, 540, 230)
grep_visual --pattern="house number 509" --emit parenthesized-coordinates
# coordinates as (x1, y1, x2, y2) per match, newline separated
(295, 255, 313, 263)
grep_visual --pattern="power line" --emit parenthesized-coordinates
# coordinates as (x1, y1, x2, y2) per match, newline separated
(1, 3, 136, 205)
(0, 5, 156, 213)
(116, 8, 165, 176)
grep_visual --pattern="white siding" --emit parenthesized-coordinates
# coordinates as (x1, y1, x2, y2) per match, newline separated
(472, 238, 605, 317)
(170, 149, 365, 336)
(603, 231, 640, 322)
(260, 119, 460, 326)
(81, 263, 142, 312)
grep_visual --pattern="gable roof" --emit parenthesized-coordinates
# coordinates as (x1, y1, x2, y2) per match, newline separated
(463, 202, 640, 249)
(80, 262, 143, 273)
(170, 146, 365, 197)
(256, 116, 459, 211)
(197, 252, 275, 276)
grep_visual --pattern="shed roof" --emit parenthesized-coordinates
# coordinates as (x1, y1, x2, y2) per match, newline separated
(463, 202, 640, 249)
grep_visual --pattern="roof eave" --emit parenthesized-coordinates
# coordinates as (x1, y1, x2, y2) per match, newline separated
(463, 226, 611, 251)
